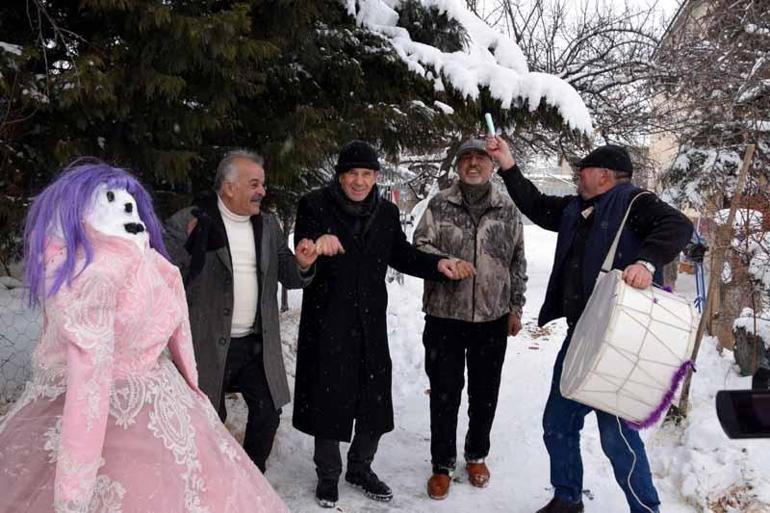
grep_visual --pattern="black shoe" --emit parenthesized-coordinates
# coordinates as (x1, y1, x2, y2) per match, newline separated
(344, 470, 393, 502)
(536, 497, 584, 513)
(315, 479, 338, 508)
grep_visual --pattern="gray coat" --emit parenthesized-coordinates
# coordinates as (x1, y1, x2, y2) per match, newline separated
(165, 195, 312, 412)
(414, 181, 527, 322)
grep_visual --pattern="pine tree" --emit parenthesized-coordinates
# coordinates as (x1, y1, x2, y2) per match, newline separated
(1, 0, 585, 219)
(0, 0, 276, 191)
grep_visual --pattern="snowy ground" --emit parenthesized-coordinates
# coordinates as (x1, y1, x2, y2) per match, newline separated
(2, 224, 769, 512)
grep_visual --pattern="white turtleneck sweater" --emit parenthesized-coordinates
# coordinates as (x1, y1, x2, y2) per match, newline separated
(217, 196, 259, 337)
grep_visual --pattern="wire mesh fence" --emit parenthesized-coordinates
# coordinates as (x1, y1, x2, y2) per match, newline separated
(0, 280, 40, 414)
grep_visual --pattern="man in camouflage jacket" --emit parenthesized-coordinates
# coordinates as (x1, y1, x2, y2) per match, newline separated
(413, 138, 527, 500)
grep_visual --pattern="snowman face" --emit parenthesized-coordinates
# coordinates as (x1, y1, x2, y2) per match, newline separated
(85, 184, 149, 251)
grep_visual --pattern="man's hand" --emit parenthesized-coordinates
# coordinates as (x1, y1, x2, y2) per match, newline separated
(485, 135, 516, 170)
(622, 263, 653, 289)
(508, 312, 522, 337)
(437, 258, 476, 280)
(295, 238, 317, 270)
(314, 234, 345, 256)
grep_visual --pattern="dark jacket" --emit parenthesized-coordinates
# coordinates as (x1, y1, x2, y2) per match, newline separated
(164, 195, 312, 413)
(499, 165, 693, 327)
(292, 185, 445, 442)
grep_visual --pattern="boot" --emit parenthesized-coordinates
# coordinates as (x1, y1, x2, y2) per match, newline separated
(466, 460, 490, 488)
(315, 479, 338, 508)
(427, 473, 451, 500)
(535, 497, 584, 513)
(345, 469, 393, 502)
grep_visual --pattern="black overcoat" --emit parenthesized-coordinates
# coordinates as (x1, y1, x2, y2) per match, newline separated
(292, 186, 444, 441)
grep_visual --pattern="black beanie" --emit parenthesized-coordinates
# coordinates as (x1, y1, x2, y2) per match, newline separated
(335, 140, 381, 174)
(578, 144, 633, 176)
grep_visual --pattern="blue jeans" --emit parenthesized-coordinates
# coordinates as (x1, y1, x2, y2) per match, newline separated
(543, 335, 661, 513)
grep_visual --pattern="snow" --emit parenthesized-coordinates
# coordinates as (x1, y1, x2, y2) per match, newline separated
(745, 24, 770, 36)
(715, 209, 764, 232)
(737, 80, 770, 104)
(432, 100, 454, 114)
(662, 148, 743, 210)
(2, 224, 769, 511)
(748, 232, 770, 291)
(0, 42, 22, 56)
(734, 308, 770, 350)
(345, 0, 594, 134)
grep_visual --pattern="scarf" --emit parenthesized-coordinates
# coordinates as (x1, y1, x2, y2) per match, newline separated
(327, 180, 381, 236)
(458, 181, 491, 225)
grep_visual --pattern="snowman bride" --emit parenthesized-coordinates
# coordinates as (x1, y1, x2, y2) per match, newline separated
(0, 161, 289, 513)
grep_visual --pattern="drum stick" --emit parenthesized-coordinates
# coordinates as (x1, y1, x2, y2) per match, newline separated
(484, 113, 495, 136)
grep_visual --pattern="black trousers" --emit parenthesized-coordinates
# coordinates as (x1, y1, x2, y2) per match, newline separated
(313, 427, 381, 482)
(753, 367, 770, 389)
(423, 314, 508, 474)
(219, 333, 281, 473)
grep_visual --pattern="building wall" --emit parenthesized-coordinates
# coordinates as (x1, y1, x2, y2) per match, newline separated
(648, 0, 713, 185)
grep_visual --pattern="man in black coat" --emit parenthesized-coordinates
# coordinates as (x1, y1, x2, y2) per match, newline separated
(486, 137, 693, 513)
(292, 140, 474, 508)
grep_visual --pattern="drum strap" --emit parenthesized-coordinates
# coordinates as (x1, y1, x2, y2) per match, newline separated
(599, 191, 654, 274)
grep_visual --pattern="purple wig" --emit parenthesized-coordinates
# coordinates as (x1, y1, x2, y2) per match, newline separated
(24, 160, 169, 307)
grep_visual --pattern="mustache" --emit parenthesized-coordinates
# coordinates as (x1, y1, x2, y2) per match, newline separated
(251, 194, 264, 203)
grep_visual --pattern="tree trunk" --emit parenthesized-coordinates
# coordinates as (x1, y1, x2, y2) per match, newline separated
(676, 143, 756, 415)
(277, 210, 294, 313)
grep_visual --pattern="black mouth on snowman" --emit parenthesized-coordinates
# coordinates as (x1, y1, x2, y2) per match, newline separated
(124, 222, 146, 234)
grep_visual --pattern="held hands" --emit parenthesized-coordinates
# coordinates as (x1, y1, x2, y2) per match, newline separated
(437, 258, 476, 280)
(622, 263, 653, 289)
(314, 234, 345, 256)
(294, 238, 318, 270)
(294, 234, 345, 269)
(508, 312, 522, 337)
(484, 136, 516, 170)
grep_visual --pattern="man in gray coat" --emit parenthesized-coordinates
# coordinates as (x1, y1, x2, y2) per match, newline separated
(414, 138, 527, 500)
(165, 150, 317, 472)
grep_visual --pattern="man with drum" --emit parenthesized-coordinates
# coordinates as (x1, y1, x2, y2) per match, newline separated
(486, 138, 692, 513)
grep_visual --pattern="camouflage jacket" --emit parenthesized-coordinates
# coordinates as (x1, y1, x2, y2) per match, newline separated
(414, 181, 527, 322)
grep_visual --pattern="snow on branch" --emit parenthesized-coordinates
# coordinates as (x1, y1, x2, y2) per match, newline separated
(0, 42, 23, 56)
(343, 0, 593, 134)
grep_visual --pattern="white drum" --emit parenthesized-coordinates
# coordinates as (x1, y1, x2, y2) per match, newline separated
(560, 269, 698, 426)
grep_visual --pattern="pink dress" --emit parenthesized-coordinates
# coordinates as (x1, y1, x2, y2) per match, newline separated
(0, 230, 289, 513)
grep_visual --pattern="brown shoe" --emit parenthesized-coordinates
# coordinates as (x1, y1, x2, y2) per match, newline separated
(466, 461, 490, 488)
(427, 473, 451, 500)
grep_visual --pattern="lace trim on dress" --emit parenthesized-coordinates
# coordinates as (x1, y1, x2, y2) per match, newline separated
(8, 356, 254, 513)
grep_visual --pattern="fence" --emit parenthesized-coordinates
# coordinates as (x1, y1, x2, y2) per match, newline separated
(0, 280, 40, 411)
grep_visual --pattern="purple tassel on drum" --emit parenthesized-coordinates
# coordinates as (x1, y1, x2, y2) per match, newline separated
(625, 360, 695, 430)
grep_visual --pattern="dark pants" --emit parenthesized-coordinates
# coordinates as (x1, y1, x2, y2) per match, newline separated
(314, 427, 381, 482)
(544, 333, 660, 513)
(753, 367, 770, 389)
(423, 314, 508, 474)
(219, 333, 280, 473)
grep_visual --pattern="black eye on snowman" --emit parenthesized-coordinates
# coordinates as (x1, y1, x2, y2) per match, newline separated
(107, 191, 115, 202)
